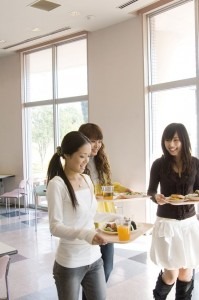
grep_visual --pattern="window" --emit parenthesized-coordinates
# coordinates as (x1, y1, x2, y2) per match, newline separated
(22, 35, 88, 206)
(145, 0, 199, 221)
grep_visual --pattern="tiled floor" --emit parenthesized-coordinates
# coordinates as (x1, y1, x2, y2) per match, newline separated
(0, 207, 199, 300)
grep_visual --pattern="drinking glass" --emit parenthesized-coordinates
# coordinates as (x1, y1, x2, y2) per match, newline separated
(101, 186, 114, 200)
(116, 218, 131, 241)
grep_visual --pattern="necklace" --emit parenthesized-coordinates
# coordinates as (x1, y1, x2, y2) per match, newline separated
(67, 175, 83, 189)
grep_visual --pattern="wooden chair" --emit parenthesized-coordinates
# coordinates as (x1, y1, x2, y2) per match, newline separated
(0, 255, 10, 300)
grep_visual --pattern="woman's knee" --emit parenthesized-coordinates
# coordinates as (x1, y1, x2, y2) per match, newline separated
(162, 269, 178, 285)
(178, 268, 193, 282)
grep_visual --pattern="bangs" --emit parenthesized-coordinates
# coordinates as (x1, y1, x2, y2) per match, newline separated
(163, 123, 179, 140)
(79, 123, 103, 140)
(89, 129, 103, 140)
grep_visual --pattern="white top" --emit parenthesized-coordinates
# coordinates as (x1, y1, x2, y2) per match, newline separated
(47, 175, 101, 268)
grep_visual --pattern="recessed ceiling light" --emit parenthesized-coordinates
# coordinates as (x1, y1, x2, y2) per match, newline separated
(0, 39, 6, 43)
(71, 11, 80, 17)
(32, 28, 41, 32)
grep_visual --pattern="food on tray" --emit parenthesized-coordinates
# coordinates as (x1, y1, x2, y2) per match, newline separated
(169, 194, 185, 201)
(102, 220, 137, 233)
(185, 192, 199, 201)
(126, 191, 143, 195)
(131, 220, 137, 231)
(117, 191, 146, 199)
(103, 222, 117, 233)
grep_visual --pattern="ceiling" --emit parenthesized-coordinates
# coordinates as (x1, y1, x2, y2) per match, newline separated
(0, 0, 158, 57)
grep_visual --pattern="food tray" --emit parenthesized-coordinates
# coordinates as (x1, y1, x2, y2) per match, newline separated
(166, 197, 199, 205)
(98, 223, 153, 244)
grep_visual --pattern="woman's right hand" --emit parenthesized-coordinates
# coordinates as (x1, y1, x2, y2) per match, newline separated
(92, 233, 107, 246)
(155, 193, 167, 205)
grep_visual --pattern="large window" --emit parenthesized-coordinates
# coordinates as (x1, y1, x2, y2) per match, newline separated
(146, 0, 199, 221)
(22, 35, 88, 205)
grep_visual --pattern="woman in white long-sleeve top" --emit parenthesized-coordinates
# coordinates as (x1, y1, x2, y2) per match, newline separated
(47, 131, 110, 300)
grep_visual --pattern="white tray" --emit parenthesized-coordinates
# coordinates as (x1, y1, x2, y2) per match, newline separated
(97, 223, 153, 244)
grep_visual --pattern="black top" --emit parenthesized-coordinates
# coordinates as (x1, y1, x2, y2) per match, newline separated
(147, 156, 199, 220)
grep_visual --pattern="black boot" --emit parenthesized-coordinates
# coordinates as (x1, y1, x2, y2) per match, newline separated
(175, 278, 194, 300)
(153, 271, 174, 300)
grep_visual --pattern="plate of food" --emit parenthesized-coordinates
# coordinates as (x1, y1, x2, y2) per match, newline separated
(99, 220, 138, 235)
(100, 222, 118, 235)
(185, 194, 199, 201)
(166, 194, 187, 204)
(120, 191, 147, 199)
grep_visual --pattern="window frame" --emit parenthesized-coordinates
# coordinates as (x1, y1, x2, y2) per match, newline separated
(21, 33, 89, 202)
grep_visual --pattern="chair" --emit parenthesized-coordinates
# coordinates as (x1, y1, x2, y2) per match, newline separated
(0, 255, 10, 300)
(0, 180, 27, 217)
(33, 184, 46, 231)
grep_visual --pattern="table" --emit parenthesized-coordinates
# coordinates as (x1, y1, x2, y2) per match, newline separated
(0, 175, 15, 195)
(0, 242, 18, 257)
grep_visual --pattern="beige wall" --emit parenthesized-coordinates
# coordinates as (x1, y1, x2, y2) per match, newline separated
(88, 16, 146, 192)
(0, 16, 148, 220)
(87, 16, 147, 221)
(0, 53, 23, 190)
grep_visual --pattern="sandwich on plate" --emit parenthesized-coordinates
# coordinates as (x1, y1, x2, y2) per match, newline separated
(168, 194, 185, 201)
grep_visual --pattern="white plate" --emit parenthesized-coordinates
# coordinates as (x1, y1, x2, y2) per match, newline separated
(120, 193, 147, 199)
(165, 197, 187, 204)
(99, 222, 140, 235)
(100, 228, 118, 235)
(185, 195, 199, 201)
(100, 222, 118, 235)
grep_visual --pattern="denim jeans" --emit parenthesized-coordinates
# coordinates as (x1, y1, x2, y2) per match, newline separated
(100, 243, 114, 281)
(53, 258, 106, 300)
(82, 244, 114, 300)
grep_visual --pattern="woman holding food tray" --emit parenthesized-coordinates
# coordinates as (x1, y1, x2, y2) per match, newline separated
(147, 123, 199, 299)
(47, 131, 123, 300)
(79, 123, 132, 288)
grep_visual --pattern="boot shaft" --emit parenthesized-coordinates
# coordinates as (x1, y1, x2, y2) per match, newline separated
(153, 272, 174, 300)
(175, 278, 194, 300)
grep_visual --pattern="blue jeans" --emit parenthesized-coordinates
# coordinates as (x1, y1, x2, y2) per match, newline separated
(82, 244, 114, 300)
(53, 258, 106, 300)
(100, 243, 114, 282)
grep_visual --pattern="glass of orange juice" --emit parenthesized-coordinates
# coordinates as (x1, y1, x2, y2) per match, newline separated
(101, 186, 114, 200)
(116, 218, 131, 241)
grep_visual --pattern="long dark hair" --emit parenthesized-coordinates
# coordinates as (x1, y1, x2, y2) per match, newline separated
(161, 123, 192, 174)
(47, 131, 91, 209)
(79, 123, 112, 185)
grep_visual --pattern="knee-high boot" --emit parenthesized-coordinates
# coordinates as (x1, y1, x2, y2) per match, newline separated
(175, 278, 194, 300)
(153, 272, 174, 300)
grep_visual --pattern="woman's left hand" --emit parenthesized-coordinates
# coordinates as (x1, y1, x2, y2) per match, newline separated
(92, 233, 107, 245)
(155, 193, 167, 205)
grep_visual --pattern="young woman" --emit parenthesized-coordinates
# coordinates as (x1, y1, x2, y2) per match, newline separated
(147, 123, 199, 299)
(47, 131, 108, 300)
(79, 123, 131, 284)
